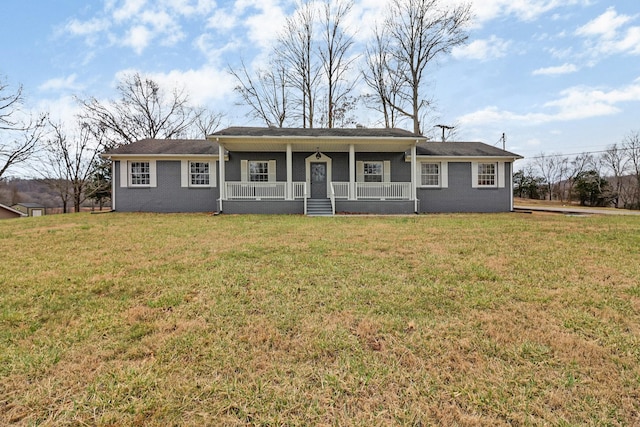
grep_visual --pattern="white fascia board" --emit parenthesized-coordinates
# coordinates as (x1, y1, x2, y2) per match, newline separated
(107, 154, 224, 161)
(408, 155, 520, 162)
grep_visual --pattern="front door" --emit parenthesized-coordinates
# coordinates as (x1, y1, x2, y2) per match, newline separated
(310, 162, 327, 198)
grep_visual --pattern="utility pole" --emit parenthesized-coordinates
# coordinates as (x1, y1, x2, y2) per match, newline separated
(434, 124, 454, 142)
(501, 133, 506, 150)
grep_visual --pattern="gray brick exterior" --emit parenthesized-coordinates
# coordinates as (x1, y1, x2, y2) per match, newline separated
(418, 162, 512, 213)
(112, 153, 514, 214)
(114, 161, 218, 213)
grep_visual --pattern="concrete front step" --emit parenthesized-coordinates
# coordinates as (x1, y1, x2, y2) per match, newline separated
(307, 198, 333, 216)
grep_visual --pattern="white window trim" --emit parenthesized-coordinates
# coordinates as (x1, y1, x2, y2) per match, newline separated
(418, 161, 448, 188)
(472, 161, 505, 188)
(121, 160, 156, 188)
(181, 160, 216, 188)
(356, 160, 391, 183)
(241, 159, 276, 182)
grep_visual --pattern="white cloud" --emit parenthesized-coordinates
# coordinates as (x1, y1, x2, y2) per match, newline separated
(575, 7, 640, 58)
(65, 0, 214, 55)
(38, 74, 83, 92)
(65, 17, 111, 37)
(123, 25, 152, 54)
(111, 0, 147, 22)
(458, 78, 640, 126)
(469, 0, 591, 25)
(575, 7, 632, 39)
(532, 63, 578, 76)
(241, 0, 288, 49)
(452, 35, 511, 61)
(35, 95, 82, 125)
(146, 66, 237, 105)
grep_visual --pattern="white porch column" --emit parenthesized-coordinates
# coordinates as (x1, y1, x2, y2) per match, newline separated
(286, 143, 293, 200)
(411, 143, 417, 212)
(349, 143, 356, 200)
(218, 141, 226, 205)
(111, 160, 116, 211)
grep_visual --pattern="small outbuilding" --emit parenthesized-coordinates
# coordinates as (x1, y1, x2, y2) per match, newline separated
(11, 203, 46, 217)
(0, 203, 27, 219)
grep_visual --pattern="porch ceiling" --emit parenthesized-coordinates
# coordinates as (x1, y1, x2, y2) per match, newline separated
(212, 137, 419, 152)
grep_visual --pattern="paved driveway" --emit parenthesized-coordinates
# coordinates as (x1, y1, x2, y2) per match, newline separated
(515, 205, 640, 216)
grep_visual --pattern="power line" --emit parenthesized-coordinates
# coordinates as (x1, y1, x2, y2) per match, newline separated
(524, 146, 637, 160)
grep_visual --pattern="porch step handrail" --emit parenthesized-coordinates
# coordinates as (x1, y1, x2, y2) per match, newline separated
(329, 183, 336, 214)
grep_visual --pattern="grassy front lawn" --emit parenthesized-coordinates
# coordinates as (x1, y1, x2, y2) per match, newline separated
(1, 212, 639, 425)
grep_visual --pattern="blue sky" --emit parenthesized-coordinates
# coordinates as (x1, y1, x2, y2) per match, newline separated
(1, 0, 639, 164)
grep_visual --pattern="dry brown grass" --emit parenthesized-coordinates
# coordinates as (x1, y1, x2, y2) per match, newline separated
(1, 212, 639, 425)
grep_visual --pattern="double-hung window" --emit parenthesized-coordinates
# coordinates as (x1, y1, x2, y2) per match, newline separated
(130, 162, 150, 186)
(190, 162, 210, 186)
(249, 161, 269, 182)
(477, 163, 496, 187)
(421, 162, 440, 187)
(363, 161, 383, 182)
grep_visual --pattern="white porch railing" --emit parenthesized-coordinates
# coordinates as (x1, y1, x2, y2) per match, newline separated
(332, 182, 412, 200)
(357, 182, 411, 199)
(332, 182, 349, 199)
(226, 181, 411, 200)
(293, 182, 306, 199)
(226, 182, 306, 200)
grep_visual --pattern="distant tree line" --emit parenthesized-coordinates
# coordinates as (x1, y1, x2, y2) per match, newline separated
(514, 131, 640, 209)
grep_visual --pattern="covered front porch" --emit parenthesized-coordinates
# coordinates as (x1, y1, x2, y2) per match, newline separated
(223, 180, 414, 215)
(212, 127, 426, 215)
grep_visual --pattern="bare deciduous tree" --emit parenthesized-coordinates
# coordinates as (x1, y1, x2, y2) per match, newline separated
(362, 26, 404, 128)
(318, 0, 357, 128)
(623, 130, 640, 209)
(278, 1, 320, 128)
(230, 59, 290, 127)
(378, 0, 472, 134)
(78, 72, 199, 148)
(533, 153, 568, 201)
(191, 106, 225, 138)
(0, 77, 47, 179)
(600, 143, 630, 208)
(39, 120, 105, 213)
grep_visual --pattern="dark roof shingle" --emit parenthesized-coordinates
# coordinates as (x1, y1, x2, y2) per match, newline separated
(104, 139, 218, 156)
(416, 141, 521, 158)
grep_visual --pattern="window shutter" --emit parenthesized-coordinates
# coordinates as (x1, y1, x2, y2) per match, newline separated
(241, 160, 248, 182)
(498, 162, 505, 188)
(383, 161, 391, 182)
(356, 161, 364, 182)
(181, 160, 189, 187)
(471, 162, 478, 188)
(268, 160, 276, 182)
(120, 161, 128, 188)
(441, 162, 448, 188)
(149, 160, 157, 188)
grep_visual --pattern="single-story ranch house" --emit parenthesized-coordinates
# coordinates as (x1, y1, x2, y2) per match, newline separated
(102, 127, 522, 215)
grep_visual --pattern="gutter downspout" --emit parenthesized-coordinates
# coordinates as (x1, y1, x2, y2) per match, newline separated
(510, 160, 514, 212)
(411, 143, 417, 213)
